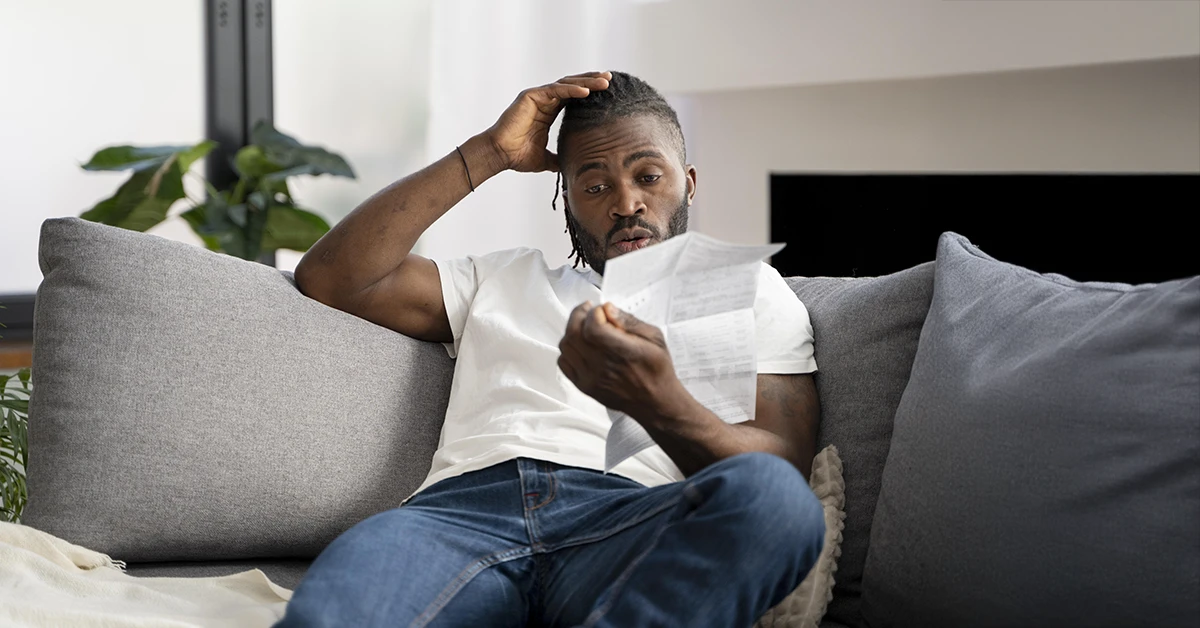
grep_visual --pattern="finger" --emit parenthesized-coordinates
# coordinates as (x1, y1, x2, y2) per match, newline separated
(530, 82, 590, 101)
(603, 303, 663, 344)
(543, 149, 559, 173)
(603, 303, 626, 331)
(558, 343, 590, 384)
(560, 342, 588, 373)
(566, 300, 592, 338)
(581, 304, 620, 344)
(557, 75, 610, 90)
(557, 353, 578, 382)
(561, 70, 612, 80)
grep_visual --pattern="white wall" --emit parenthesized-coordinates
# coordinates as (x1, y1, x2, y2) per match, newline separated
(631, 0, 1200, 93)
(0, 1, 204, 295)
(416, 0, 635, 263)
(679, 56, 1200, 246)
(273, 0, 433, 271)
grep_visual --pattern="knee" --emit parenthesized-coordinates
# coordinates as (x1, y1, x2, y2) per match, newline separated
(709, 453, 825, 550)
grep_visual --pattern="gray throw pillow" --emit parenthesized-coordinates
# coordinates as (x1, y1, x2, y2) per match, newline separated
(861, 232, 1200, 627)
(786, 263, 934, 628)
(24, 218, 452, 562)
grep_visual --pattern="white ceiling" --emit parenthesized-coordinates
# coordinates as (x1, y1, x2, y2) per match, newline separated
(628, 0, 1200, 93)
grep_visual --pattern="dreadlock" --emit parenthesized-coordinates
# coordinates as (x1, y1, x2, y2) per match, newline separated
(551, 71, 686, 268)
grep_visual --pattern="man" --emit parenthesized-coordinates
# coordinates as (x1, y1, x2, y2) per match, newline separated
(280, 71, 824, 627)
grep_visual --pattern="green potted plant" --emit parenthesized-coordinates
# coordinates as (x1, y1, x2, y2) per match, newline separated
(0, 347, 29, 523)
(80, 121, 354, 261)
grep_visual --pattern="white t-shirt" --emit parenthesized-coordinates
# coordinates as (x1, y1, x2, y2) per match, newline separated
(411, 247, 817, 497)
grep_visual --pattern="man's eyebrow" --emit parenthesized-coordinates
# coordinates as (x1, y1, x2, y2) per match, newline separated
(573, 150, 667, 178)
(575, 161, 606, 177)
(624, 149, 665, 168)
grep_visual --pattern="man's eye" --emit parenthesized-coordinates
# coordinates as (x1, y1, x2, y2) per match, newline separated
(640, 174, 661, 184)
(585, 184, 607, 194)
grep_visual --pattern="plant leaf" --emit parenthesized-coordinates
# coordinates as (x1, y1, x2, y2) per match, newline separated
(234, 145, 285, 179)
(180, 207, 223, 251)
(81, 159, 186, 232)
(82, 145, 193, 172)
(17, 369, 29, 389)
(227, 203, 248, 228)
(261, 205, 331, 252)
(251, 121, 356, 179)
(0, 399, 27, 413)
(178, 140, 218, 172)
(246, 191, 268, 211)
(242, 205, 269, 261)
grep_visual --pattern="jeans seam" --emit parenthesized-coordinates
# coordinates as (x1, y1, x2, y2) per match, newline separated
(581, 500, 693, 628)
(528, 467, 557, 511)
(408, 546, 532, 628)
(540, 494, 682, 555)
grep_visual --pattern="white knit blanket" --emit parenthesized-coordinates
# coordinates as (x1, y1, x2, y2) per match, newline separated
(0, 522, 291, 627)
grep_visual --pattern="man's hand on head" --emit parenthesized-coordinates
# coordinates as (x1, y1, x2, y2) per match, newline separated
(557, 302, 689, 420)
(484, 71, 611, 174)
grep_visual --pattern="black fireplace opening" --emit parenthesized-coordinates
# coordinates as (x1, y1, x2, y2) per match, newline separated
(769, 174, 1199, 284)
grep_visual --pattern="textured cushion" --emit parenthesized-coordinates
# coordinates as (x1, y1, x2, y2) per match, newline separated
(24, 218, 452, 562)
(757, 445, 846, 628)
(786, 263, 934, 626)
(861, 233, 1200, 627)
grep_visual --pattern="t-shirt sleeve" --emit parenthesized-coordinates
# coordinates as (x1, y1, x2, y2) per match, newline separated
(433, 248, 534, 359)
(754, 262, 818, 374)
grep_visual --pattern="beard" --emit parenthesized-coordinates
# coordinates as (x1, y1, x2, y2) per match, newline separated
(567, 193, 690, 275)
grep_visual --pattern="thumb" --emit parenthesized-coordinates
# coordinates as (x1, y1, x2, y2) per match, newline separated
(543, 149, 560, 173)
(603, 303, 646, 334)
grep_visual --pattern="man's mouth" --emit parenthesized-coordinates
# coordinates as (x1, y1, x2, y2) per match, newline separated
(609, 227, 654, 254)
(612, 237, 653, 254)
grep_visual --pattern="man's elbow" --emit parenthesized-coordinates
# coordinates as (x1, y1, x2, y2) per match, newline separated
(293, 252, 337, 306)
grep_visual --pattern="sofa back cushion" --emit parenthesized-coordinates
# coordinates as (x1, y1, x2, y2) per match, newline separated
(861, 233, 1200, 626)
(24, 218, 452, 562)
(786, 264, 934, 627)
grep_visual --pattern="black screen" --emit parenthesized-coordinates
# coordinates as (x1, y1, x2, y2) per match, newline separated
(769, 174, 1199, 284)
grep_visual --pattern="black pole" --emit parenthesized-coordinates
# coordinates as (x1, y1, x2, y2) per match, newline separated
(204, 0, 245, 194)
(205, 0, 276, 266)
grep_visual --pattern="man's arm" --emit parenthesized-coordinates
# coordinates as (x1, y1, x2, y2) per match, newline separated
(558, 303, 821, 479)
(294, 72, 611, 342)
(644, 373, 820, 479)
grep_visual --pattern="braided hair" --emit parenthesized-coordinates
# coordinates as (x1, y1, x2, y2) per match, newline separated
(552, 71, 686, 268)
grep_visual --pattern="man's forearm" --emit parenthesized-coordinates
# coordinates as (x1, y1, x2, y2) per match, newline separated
(634, 389, 804, 478)
(295, 133, 505, 301)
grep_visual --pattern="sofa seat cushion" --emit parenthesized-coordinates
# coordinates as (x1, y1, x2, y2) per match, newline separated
(126, 558, 311, 591)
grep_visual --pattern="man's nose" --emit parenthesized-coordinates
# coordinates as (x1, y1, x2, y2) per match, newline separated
(609, 183, 646, 219)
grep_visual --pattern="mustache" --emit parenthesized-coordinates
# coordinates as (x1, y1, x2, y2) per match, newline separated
(606, 217, 661, 243)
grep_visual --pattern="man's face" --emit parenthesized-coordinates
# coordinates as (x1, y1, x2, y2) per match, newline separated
(562, 115, 697, 275)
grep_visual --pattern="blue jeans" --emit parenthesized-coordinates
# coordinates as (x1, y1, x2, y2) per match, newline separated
(277, 452, 824, 627)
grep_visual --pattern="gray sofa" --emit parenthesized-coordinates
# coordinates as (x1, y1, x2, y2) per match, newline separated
(23, 218, 1200, 627)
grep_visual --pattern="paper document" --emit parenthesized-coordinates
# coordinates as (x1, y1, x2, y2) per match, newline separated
(599, 232, 784, 471)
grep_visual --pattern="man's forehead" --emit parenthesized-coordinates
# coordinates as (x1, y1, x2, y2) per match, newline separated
(564, 116, 682, 174)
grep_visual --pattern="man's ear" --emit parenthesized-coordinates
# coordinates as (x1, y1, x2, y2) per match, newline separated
(685, 164, 697, 206)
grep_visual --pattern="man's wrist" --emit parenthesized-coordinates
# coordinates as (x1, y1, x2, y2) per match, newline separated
(639, 379, 704, 431)
(458, 133, 508, 185)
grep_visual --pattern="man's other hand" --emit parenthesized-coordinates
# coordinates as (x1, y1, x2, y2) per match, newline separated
(558, 301, 688, 420)
(485, 72, 611, 174)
